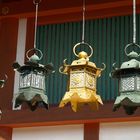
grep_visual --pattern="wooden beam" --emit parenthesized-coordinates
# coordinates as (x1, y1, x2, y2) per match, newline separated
(84, 123, 99, 140)
(0, 101, 140, 128)
(0, 0, 140, 24)
(37, 5, 140, 25)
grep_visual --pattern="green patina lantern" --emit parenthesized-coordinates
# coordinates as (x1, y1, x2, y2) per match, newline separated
(13, 48, 54, 111)
(111, 43, 140, 115)
(12, 0, 54, 111)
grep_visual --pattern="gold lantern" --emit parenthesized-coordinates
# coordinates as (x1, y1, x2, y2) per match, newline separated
(59, 42, 106, 112)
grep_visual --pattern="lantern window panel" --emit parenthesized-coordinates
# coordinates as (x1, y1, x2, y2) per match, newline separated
(85, 72, 95, 89)
(31, 74, 45, 89)
(136, 76, 140, 90)
(120, 76, 135, 92)
(19, 74, 31, 88)
(70, 72, 85, 88)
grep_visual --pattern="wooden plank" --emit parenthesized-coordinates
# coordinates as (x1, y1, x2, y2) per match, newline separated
(0, 101, 140, 128)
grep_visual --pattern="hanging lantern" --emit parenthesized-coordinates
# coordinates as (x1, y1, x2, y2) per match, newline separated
(111, 0, 140, 115)
(59, 42, 106, 112)
(111, 43, 140, 115)
(12, 0, 54, 111)
(13, 48, 54, 111)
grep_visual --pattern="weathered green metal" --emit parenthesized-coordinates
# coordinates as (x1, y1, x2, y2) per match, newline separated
(111, 43, 140, 115)
(36, 15, 140, 104)
(13, 49, 54, 111)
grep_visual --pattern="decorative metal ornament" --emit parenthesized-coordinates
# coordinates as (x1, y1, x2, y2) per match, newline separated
(0, 75, 7, 88)
(111, 0, 140, 115)
(13, 48, 54, 111)
(111, 43, 140, 115)
(59, 42, 106, 112)
(0, 75, 7, 119)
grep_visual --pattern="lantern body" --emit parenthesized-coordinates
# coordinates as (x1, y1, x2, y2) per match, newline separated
(111, 58, 140, 115)
(70, 66, 96, 90)
(59, 56, 104, 112)
(13, 61, 54, 111)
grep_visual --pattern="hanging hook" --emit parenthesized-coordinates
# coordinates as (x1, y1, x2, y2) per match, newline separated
(26, 48, 43, 61)
(73, 42, 93, 58)
(124, 43, 140, 57)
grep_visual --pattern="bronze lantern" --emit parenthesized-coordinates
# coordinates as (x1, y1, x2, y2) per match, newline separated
(59, 42, 106, 112)
(13, 48, 54, 111)
(111, 43, 140, 115)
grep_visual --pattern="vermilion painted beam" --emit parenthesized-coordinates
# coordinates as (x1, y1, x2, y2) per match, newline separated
(0, 0, 140, 24)
(0, 101, 140, 128)
(38, 5, 140, 25)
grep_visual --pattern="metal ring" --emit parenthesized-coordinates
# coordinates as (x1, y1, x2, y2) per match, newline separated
(26, 48, 43, 61)
(125, 43, 140, 56)
(73, 42, 93, 58)
(33, 0, 42, 5)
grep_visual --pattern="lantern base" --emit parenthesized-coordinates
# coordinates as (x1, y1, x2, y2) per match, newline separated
(14, 88, 49, 111)
(113, 92, 140, 115)
(59, 88, 103, 112)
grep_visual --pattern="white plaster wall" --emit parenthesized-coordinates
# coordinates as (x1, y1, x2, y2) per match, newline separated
(13, 18, 27, 110)
(100, 121, 140, 140)
(12, 124, 84, 140)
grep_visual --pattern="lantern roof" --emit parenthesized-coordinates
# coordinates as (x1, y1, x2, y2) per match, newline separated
(121, 58, 140, 69)
(13, 61, 54, 76)
(71, 56, 97, 68)
(111, 51, 140, 78)
(59, 55, 105, 77)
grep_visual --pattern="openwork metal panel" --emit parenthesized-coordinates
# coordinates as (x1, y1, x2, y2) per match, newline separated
(36, 15, 140, 104)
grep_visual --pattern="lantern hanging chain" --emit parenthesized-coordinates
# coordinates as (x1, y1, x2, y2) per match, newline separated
(133, 0, 136, 44)
(33, 1, 39, 49)
(82, 0, 85, 43)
